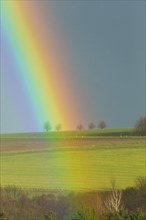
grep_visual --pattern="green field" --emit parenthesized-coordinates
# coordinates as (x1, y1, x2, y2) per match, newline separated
(1, 128, 134, 139)
(0, 129, 145, 191)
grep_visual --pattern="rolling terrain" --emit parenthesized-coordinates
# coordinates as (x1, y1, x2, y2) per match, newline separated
(0, 129, 145, 191)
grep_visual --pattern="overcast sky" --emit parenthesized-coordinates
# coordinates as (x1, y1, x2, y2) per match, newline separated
(41, 0, 146, 128)
(1, 1, 145, 133)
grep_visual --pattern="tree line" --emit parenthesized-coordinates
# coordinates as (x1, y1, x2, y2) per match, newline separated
(44, 120, 107, 132)
(43, 115, 146, 136)
(0, 177, 145, 220)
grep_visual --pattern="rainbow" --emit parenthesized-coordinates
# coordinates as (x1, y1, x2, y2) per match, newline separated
(1, 1, 83, 132)
(1, 1, 94, 190)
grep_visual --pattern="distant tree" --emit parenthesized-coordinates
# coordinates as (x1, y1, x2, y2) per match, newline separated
(88, 122, 96, 130)
(135, 116, 146, 136)
(56, 124, 62, 132)
(98, 121, 106, 129)
(44, 121, 51, 132)
(77, 124, 84, 130)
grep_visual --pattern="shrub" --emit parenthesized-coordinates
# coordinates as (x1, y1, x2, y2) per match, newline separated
(0, 212, 6, 220)
(100, 209, 146, 220)
(72, 206, 97, 220)
(44, 210, 57, 220)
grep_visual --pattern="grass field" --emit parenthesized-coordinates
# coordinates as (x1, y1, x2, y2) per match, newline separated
(0, 129, 145, 191)
(0, 128, 134, 139)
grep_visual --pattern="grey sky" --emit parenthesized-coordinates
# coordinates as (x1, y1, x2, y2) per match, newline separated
(1, 0, 145, 133)
(44, 0, 145, 128)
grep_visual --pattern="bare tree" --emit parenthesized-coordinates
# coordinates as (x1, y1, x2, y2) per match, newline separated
(135, 176, 146, 194)
(77, 124, 84, 130)
(44, 121, 51, 132)
(135, 177, 146, 210)
(135, 116, 146, 136)
(88, 122, 96, 130)
(104, 180, 123, 212)
(98, 121, 106, 129)
(56, 124, 62, 132)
